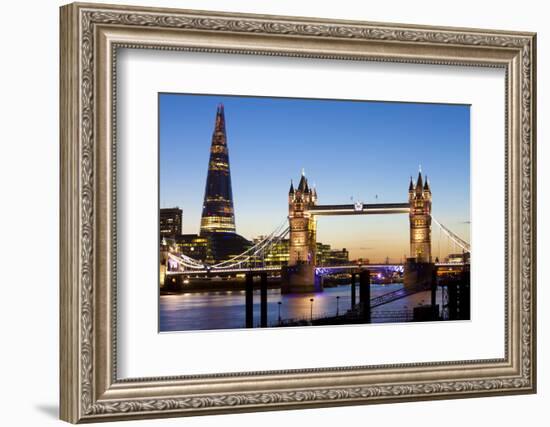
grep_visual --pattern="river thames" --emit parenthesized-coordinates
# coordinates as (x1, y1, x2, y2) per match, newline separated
(159, 283, 443, 332)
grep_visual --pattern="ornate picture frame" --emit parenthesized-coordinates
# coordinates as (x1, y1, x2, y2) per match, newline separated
(60, 2, 536, 423)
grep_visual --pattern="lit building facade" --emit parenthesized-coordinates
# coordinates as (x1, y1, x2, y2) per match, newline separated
(325, 248, 349, 265)
(316, 243, 331, 265)
(170, 233, 252, 264)
(252, 237, 348, 267)
(316, 244, 349, 265)
(160, 207, 183, 237)
(253, 237, 290, 266)
(446, 252, 470, 264)
(200, 104, 236, 234)
(408, 171, 432, 262)
(174, 234, 209, 262)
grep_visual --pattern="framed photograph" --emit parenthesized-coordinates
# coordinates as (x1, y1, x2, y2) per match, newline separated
(60, 2, 537, 423)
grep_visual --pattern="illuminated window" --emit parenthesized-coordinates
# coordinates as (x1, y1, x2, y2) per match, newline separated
(211, 145, 227, 154)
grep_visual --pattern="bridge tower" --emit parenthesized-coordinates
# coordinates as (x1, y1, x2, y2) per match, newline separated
(408, 171, 432, 262)
(282, 171, 321, 293)
(405, 171, 434, 289)
(288, 171, 317, 265)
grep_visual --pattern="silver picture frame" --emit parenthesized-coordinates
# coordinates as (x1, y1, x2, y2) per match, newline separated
(60, 2, 536, 422)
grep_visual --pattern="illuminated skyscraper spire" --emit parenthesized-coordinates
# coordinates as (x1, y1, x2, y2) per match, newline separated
(200, 104, 236, 234)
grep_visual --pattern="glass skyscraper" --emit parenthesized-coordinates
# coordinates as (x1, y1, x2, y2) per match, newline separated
(200, 104, 236, 234)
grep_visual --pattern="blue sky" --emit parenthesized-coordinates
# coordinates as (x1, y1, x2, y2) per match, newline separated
(159, 93, 470, 262)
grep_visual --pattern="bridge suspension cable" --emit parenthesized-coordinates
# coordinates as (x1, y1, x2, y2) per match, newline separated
(210, 220, 289, 269)
(169, 219, 290, 271)
(211, 226, 290, 270)
(431, 216, 470, 253)
(168, 253, 207, 270)
(210, 219, 288, 268)
(170, 215, 469, 271)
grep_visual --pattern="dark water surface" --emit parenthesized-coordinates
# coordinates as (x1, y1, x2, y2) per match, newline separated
(159, 283, 443, 332)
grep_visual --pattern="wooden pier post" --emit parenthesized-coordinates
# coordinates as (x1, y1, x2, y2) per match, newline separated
(245, 273, 253, 328)
(359, 270, 371, 323)
(260, 272, 268, 327)
(431, 268, 438, 320)
(350, 272, 357, 309)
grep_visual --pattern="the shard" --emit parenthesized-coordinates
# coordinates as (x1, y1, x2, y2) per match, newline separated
(200, 104, 237, 235)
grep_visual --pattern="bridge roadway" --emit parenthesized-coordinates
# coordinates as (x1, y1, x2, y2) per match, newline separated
(165, 262, 466, 276)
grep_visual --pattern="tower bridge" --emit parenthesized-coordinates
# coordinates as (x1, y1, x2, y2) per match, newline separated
(282, 170, 434, 293)
(164, 169, 469, 294)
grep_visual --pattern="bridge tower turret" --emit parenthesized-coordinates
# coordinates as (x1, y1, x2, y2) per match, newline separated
(288, 171, 317, 266)
(408, 171, 432, 263)
(283, 171, 320, 293)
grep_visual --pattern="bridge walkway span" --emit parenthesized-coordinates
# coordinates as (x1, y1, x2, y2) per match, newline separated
(370, 282, 432, 309)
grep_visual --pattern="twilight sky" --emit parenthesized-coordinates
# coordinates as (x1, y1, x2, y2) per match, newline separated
(159, 93, 470, 262)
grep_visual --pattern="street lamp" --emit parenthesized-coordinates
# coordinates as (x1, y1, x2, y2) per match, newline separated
(277, 301, 282, 324)
(309, 298, 314, 322)
(336, 296, 340, 316)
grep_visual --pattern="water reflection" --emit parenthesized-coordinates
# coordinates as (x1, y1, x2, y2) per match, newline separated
(159, 283, 442, 332)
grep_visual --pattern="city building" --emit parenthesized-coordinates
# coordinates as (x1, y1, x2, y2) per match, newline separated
(253, 237, 290, 266)
(159, 105, 254, 265)
(159, 207, 183, 237)
(200, 104, 236, 234)
(326, 248, 349, 265)
(174, 234, 209, 262)
(252, 237, 348, 267)
(206, 232, 252, 263)
(166, 233, 253, 265)
(315, 243, 331, 265)
(446, 252, 470, 263)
